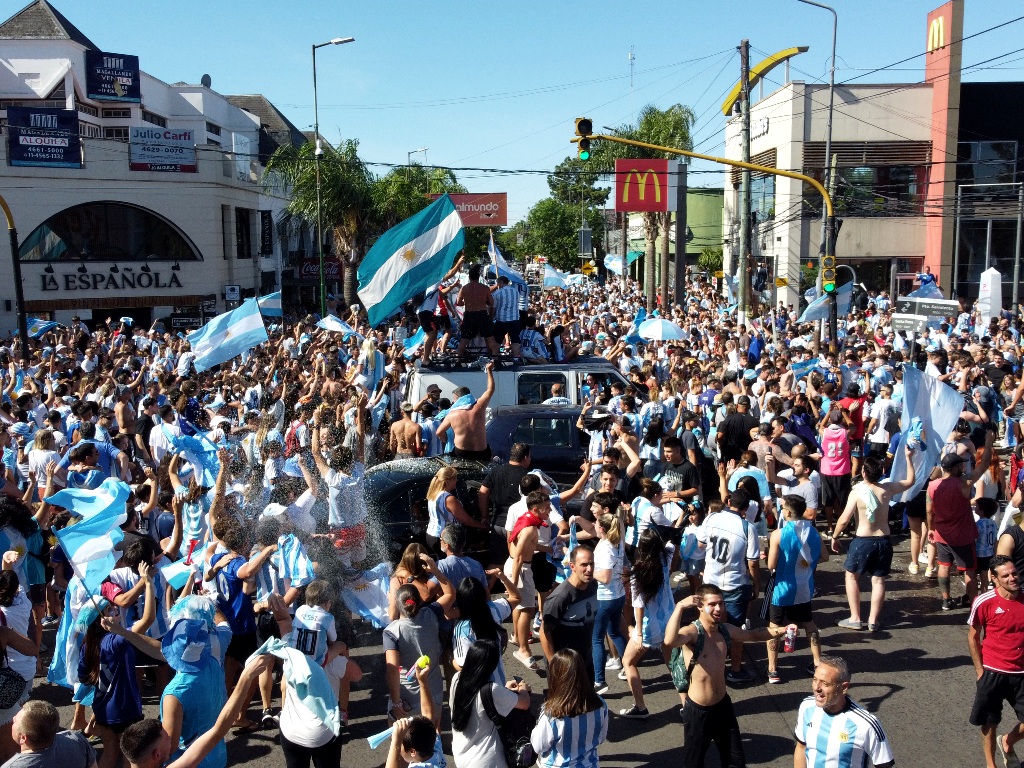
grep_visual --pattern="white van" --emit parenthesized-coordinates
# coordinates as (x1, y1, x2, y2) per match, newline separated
(404, 358, 631, 410)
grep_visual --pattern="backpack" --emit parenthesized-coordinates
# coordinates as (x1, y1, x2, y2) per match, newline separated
(480, 685, 537, 768)
(669, 619, 732, 693)
(883, 406, 902, 437)
(284, 419, 302, 458)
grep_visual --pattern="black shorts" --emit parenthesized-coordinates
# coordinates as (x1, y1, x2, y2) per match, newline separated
(460, 310, 495, 340)
(226, 630, 258, 663)
(680, 695, 745, 768)
(451, 445, 493, 461)
(903, 488, 928, 520)
(978, 555, 993, 574)
(29, 584, 46, 605)
(844, 536, 893, 577)
(821, 473, 852, 507)
(489, 525, 510, 567)
(769, 602, 813, 626)
(417, 311, 445, 334)
(531, 552, 557, 593)
(970, 669, 1024, 726)
(494, 319, 521, 343)
(100, 717, 144, 735)
(869, 442, 888, 460)
(936, 540, 977, 571)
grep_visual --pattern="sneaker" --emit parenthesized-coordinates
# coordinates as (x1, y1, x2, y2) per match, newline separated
(617, 669, 628, 681)
(941, 597, 956, 612)
(618, 705, 649, 719)
(907, 563, 919, 575)
(594, 682, 609, 695)
(768, 670, 781, 684)
(726, 668, 756, 684)
(261, 709, 279, 729)
(41, 615, 60, 628)
(925, 566, 937, 579)
(605, 658, 623, 670)
(918, 552, 929, 565)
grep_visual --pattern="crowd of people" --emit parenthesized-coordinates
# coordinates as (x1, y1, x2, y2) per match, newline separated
(0, 263, 1021, 768)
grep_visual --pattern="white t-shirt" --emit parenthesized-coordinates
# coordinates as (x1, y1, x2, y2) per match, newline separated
(450, 679, 518, 768)
(283, 490, 318, 535)
(698, 510, 760, 591)
(293, 604, 337, 666)
(325, 464, 367, 530)
(0, 588, 35, 683)
(868, 398, 895, 444)
(594, 538, 625, 601)
(279, 685, 336, 749)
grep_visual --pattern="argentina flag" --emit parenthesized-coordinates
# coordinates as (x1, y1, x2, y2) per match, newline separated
(257, 291, 283, 317)
(317, 314, 364, 340)
(403, 327, 426, 359)
(799, 281, 853, 323)
(27, 318, 61, 338)
(54, 490, 129, 595)
(46, 476, 130, 520)
(164, 426, 220, 487)
(357, 194, 465, 328)
(487, 231, 526, 286)
(188, 297, 268, 372)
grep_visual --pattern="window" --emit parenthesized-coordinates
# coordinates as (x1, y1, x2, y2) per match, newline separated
(235, 208, 252, 259)
(18, 202, 202, 262)
(206, 122, 221, 136)
(517, 373, 567, 405)
(2, 83, 67, 110)
(79, 122, 101, 138)
(75, 101, 99, 117)
(801, 165, 927, 217)
(142, 110, 166, 128)
(103, 126, 129, 141)
(958, 141, 1018, 185)
(512, 417, 572, 447)
(750, 175, 775, 222)
(102, 108, 131, 119)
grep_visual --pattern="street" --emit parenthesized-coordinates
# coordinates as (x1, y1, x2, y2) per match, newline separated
(35, 533, 982, 767)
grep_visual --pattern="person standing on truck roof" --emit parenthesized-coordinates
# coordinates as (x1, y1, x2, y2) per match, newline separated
(436, 360, 495, 462)
(456, 264, 499, 359)
(417, 255, 463, 361)
(492, 276, 522, 358)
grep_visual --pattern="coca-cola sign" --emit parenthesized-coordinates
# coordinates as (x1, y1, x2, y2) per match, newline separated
(300, 255, 341, 281)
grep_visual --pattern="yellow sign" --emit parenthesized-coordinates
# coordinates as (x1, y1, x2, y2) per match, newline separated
(927, 16, 945, 53)
(775, 277, 788, 287)
(622, 170, 661, 204)
(581, 263, 596, 276)
(714, 270, 724, 278)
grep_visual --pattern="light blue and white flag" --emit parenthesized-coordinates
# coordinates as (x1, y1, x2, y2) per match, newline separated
(340, 561, 391, 629)
(543, 264, 568, 289)
(906, 281, 944, 300)
(798, 281, 853, 323)
(317, 314, 364, 340)
(257, 291, 283, 317)
(403, 327, 426, 359)
(565, 273, 588, 286)
(46, 476, 130, 520)
(803, 286, 819, 303)
(357, 194, 465, 328)
(187, 298, 268, 373)
(789, 357, 819, 381)
(53, 486, 129, 595)
(164, 426, 219, 487)
(488, 232, 526, 286)
(26, 317, 61, 338)
(624, 306, 647, 346)
(889, 365, 963, 503)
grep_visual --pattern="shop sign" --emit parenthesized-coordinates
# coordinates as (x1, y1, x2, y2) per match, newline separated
(40, 270, 183, 292)
(129, 127, 197, 172)
(6, 107, 81, 168)
(615, 159, 670, 213)
(300, 256, 341, 281)
(85, 50, 141, 102)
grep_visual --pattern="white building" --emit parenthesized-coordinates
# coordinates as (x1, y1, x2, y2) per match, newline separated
(0, 0, 305, 334)
(723, 80, 934, 308)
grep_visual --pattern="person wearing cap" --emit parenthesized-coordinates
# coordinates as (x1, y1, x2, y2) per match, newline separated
(928, 430, 996, 611)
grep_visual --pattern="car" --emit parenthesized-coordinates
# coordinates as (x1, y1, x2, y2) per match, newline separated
(485, 404, 592, 492)
(363, 454, 491, 565)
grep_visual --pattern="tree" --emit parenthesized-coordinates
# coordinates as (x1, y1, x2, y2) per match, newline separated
(548, 156, 611, 210)
(696, 245, 723, 274)
(522, 198, 606, 273)
(591, 103, 695, 308)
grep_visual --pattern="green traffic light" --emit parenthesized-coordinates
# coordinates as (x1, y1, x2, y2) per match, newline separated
(823, 282, 836, 293)
(578, 148, 590, 161)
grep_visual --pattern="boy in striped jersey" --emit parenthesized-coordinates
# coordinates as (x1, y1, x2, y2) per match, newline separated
(794, 655, 894, 768)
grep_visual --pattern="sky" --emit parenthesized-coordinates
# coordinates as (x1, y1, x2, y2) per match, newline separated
(30, 0, 1024, 223)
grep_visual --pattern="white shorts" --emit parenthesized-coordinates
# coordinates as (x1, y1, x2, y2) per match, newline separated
(504, 557, 537, 610)
(323, 655, 348, 694)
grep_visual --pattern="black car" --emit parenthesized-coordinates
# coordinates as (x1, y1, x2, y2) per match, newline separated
(363, 454, 491, 564)
(485, 405, 591, 491)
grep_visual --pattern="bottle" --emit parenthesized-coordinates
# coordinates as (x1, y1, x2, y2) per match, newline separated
(783, 625, 797, 653)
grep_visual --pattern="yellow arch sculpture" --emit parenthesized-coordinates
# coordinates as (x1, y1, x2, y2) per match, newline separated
(721, 46, 810, 116)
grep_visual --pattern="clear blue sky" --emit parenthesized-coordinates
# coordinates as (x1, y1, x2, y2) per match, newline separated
(40, 0, 1024, 222)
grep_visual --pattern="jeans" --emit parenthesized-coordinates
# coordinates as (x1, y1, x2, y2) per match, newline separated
(592, 595, 628, 684)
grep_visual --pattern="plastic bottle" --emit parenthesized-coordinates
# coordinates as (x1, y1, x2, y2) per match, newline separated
(783, 625, 797, 653)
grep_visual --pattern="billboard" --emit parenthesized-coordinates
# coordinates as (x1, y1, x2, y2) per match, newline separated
(129, 127, 197, 172)
(6, 107, 81, 168)
(614, 159, 671, 212)
(85, 50, 141, 102)
(300, 255, 342, 282)
(427, 193, 507, 226)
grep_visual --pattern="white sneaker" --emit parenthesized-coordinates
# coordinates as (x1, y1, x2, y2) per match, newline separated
(908, 563, 919, 575)
(918, 553, 929, 565)
(605, 658, 623, 670)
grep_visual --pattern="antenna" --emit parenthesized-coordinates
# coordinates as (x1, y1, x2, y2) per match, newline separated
(200, 74, 212, 88)
(628, 46, 636, 121)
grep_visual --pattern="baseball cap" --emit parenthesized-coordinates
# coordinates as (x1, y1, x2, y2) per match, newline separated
(426, 384, 442, 394)
(680, 410, 699, 423)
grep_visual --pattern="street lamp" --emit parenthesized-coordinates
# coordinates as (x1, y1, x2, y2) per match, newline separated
(312, 36, 355, 318)
(407, 147, 428, 181)
(797, 0, 838, 349)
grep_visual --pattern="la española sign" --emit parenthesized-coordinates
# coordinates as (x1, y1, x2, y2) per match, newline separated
(41, 271, 184, 292)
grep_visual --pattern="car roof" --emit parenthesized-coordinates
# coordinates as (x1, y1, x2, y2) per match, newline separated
(489, 404, 583, 417)
(365, 453, 491, 482)
(417, 358, 617, 373)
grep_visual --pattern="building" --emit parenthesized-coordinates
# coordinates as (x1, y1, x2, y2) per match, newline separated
(0, 0, 308, 334)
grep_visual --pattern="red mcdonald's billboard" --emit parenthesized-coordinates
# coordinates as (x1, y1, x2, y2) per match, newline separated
(614, 158, 670, 213)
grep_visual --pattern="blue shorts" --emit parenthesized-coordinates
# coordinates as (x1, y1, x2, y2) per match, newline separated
(721, 584, 753, 626)
(844, 536, 893, 577)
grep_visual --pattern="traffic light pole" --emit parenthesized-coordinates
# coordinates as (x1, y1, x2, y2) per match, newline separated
(737, 39, 752, 325)
(0, 194, 29, 364)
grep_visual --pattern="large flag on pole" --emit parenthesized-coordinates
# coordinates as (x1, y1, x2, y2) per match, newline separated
(543, 264, 568, 289)
(798, 281, 853, 323)
(257, 291, 282, 317)
(187, 298, 268, 372)
(357, 194, 465, 328)
(488, 232, 526, 286)
(26, 318, 61, 338)
(52, 480, 130, 595)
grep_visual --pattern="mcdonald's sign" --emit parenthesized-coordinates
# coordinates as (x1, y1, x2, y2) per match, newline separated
(927, 14, 945, 52)
(614, 158, 670, 212)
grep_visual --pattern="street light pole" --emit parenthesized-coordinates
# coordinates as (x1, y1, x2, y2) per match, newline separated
(0, 195, 29, 363)
(797, 0, 838, 350)
(312, 36, 355, 318)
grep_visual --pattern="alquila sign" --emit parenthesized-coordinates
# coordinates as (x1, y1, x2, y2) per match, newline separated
(41, 269, 183, 292)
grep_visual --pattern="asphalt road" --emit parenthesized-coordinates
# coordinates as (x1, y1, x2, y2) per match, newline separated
(34, 534, 987, 767)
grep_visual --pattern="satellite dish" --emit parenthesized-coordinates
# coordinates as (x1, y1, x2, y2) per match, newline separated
(200, 74, 212, 88)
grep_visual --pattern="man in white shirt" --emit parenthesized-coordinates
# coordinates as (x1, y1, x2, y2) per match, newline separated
(865, 384, 897, 459)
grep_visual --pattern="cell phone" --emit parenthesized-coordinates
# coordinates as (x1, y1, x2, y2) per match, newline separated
(512, 675, 523, 684)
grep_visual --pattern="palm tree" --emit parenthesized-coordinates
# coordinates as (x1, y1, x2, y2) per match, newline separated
(595, 103, 694, 308)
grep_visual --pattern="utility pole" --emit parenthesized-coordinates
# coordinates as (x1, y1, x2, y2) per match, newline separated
(737, 39, 751, 325)
(827, 152, 839, 352)
(620, 212, 628, 291)
(674, 160, 688, 306)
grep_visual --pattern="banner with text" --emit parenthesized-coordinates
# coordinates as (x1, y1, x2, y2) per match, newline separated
(6, 107, 81, 168)
(426, 193, 507, 226)
(85, 50, 141, 102)
(129, 127, 197, 172)
(300, 255, 342, 282)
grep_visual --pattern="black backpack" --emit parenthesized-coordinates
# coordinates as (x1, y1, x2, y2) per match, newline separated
(480, 685, 537, 768)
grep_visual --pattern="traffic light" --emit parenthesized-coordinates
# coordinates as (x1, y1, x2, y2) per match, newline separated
(575, 117, 593, 161)
(821, 254, 837, 294)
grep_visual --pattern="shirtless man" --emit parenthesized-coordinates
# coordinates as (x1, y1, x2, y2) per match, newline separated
(114, 385, 137, 446)
(504, 490, 550, 671)
(665, 584, 787, 767)
(456, 264, 499, 358)
(436, 360, 494, 461)
(390, 403, 422, 458)
(830, 447, 917, 632)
